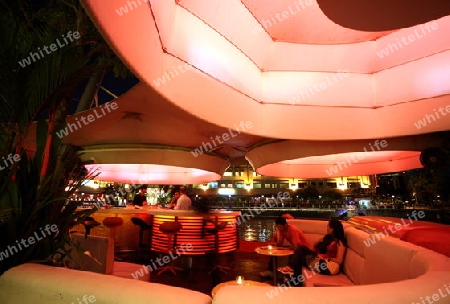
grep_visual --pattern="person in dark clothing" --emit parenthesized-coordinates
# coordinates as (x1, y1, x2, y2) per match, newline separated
(132, 185, 147, 206)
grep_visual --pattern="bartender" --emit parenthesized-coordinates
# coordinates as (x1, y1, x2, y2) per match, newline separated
(132, 185, 148, 206)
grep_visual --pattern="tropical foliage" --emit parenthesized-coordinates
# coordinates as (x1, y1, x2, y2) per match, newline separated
(0, 0, 130, 274)
(406, 169, 447, 205)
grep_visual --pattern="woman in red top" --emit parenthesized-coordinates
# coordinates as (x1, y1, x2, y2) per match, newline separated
(278, 219, 347, 280)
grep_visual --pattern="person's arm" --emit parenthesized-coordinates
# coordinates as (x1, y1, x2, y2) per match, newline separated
(169, 197, 176, 209)
(274, 230, 284, 246)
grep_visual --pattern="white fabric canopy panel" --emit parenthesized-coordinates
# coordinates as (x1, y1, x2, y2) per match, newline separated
(81, 0, 450, 140)
(257, 151, 421, 178)
(246, 133, 449, 178)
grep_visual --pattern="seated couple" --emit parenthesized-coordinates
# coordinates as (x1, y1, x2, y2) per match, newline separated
(277, 218, 347, 284)
(259, 216, 310, 278)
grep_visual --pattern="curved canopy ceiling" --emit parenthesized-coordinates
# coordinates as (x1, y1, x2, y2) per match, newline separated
(77, 0, 450, 181)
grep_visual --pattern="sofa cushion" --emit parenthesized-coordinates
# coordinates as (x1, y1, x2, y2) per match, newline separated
(345, 227, 370, 257)
(341, 228, 371, 285)
(341, 248, 365, 285)
(361, 236, 418, 284)
(0, 263, 211, 304)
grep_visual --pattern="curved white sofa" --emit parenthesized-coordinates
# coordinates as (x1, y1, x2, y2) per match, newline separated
(1, 219, 450, 304)
(214, 219, 450, 304)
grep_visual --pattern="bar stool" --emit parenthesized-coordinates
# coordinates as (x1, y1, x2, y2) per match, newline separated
(82, 217, 100, 238)
(103, 217, 123, 260)
(204, 217, 230, 275)
(131, 217, 152, 259)
(157, 221, 183, 275)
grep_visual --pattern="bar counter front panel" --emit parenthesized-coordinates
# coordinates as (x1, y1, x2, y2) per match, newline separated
(74, 208, 241, 254)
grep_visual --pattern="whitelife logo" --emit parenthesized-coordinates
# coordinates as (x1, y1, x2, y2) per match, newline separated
(116, 0, 148, 17)
(152, 62, 194, 87)
(56, 101, 118, 139)
(363, 211, 425, 247)
(0, 224, 59, 261)
(266, 262, 329, 299)
(70, 295, 97, 304)
(131, 243, 193, 279)
(0, 153, 21, 172)
(191, 121, 253, 157)
(288, 70, 349, 105)
(414, 105, 450, 130)
(412, 282, 450, 304)
(325, 140, 388, 176)
(376, 21, 439, 59)
(231, 192, 290, 228)
(250, 0, 313, 34)
(18, 31, 81, 68)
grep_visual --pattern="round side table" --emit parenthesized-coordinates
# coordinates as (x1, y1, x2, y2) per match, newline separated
(255, 246, 294, 286)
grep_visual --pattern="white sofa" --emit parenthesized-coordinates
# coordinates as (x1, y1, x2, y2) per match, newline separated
(213, 219, 450, 304)
(0, 263, 212, 304)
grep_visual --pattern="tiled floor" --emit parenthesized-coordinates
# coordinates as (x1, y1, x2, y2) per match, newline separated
(120, 249, 275, 296)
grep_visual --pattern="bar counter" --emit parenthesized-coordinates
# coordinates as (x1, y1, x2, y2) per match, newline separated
(74, 207, 241, 254)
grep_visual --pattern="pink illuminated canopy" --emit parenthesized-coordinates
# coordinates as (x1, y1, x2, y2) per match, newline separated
(85, 164, 220, 184)
(260, 151, 422, 178)
(75, 0, 450, 180)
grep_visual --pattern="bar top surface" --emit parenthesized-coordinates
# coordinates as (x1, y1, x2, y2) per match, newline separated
(80, 207, 241, 217)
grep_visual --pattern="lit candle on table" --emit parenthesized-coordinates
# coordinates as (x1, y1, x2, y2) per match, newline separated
(236, 276, 244, 285)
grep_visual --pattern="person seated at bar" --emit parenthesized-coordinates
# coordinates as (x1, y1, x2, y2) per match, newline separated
(174, 186, 192, 210)
(132, 185, 147, 207)
(259, 216, 311, 278)
(169, 191, 180, 209)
